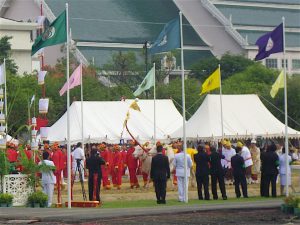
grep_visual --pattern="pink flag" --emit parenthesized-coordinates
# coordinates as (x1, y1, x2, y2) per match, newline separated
(59, 63, 82, 96)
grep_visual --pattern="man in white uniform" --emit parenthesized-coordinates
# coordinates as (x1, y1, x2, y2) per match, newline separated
(237, 141, 253, 184)
(72, 142, 85, 182)
(173, 143, 193, 202)
(222, 141, 236, 185)
(39, 151, 56, 207)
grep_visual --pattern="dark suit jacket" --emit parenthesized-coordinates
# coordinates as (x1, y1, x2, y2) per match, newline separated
(150, 153, 170, 181)
(231, 154, 246, 177)
(209, 151, 224, 175)
(194, 151, 210, 176)
(261, 151, 279, 175)
(86, 155, 106, 177)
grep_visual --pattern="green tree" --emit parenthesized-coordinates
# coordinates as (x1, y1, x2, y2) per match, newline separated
(0, 36, 18, 74)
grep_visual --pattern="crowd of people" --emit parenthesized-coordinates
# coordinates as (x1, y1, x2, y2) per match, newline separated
(4, 138, 299, 206)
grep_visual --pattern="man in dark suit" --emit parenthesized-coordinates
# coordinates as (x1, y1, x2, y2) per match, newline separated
(231, 147, 248, 198)
(261, 143, 279, 197)
(194, 145, 210, 200)
(209, 146, 227, 200)
(86, 147, 106, 201)
(150, 145, 170, 204)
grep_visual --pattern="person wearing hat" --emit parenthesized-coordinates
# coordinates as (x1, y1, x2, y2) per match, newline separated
(261, 143, 279, 197)
(194, 145, 210, 200)
(231, 146, 248, 198)
(150, 144, 170, 204)
(222, 141, 236, 185)
(86, 147, 105, 201)
(125, 141, 140, 189)
(112, 144, 123, 189)
(209, 146, 227, 200)
(250, 139, 261, 184)
(98, 143, 111, 190)
(237, 141, 253, 184)
(173, 143, 193, 202)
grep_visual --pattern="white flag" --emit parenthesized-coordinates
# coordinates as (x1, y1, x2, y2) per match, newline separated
(38, 71, 47, 85)
(0, 63, 5, 85)
(30, 95, 35, 107)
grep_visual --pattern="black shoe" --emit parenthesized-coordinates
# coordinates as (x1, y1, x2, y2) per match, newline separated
(157, 200, 161, 204)
(199, 197, 204, 200)
(222, 196, 227, 200)
(161, 200, 166, 204)
(205, 198, 210, 200)
(244, 196, 249, 198)
(213, 197, 218, 200)
(237, 195, 241, 198)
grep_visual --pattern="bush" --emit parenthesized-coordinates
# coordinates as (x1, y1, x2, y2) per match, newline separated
(0, 193, 13, 204)
(284, 195, 299, 207)
(27, 191, 48, 206)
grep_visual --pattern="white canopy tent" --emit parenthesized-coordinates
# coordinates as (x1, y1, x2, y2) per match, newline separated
(171, 94, 300, 140)
(47, 99, 183, 144)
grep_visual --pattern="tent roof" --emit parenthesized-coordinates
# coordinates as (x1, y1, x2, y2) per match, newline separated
(47, 99, 183, 144)
(171, 94, 300, 140)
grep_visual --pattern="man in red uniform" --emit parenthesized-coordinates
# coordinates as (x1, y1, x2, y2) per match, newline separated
(126, 141, 139, 188)
(98, 143, 111, 190)
(51, 142, 64, 205)
(111, 144, 123, 189)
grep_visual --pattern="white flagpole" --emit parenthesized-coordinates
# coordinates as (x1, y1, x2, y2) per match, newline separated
(66, 3, 71, 209)
(80, 62, 84, 156)
(282, 17, 289, 197)
(179, 11, 188, 203)
(3, 59, 7, 139)
(219, 64, 224, 140)
(153, 63, 156, 145)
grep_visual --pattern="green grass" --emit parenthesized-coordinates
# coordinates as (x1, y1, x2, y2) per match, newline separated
(101, 196, 282, 208)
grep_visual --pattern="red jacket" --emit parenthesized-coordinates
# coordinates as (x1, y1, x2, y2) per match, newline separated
(126, 147, 138, 169)
(52, 149, 64, 171)
(112, 151, 123, 169)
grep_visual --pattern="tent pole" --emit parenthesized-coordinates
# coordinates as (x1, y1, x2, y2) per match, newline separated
(153, 63, 156, 145)
(219, 64, 224, 141)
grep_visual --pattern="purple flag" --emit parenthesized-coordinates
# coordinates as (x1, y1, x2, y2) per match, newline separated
(255, 23, 283, 61)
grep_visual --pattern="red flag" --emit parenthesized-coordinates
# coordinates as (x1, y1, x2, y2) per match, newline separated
(59, 63, 82, 96)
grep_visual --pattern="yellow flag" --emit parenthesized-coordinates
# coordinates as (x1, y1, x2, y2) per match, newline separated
(129, 100, 141, 112)
(200, 67, 221, 95)
(270, 70, 284, 98)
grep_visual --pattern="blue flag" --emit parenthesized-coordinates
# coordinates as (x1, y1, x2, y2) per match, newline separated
(149, 17, 180, 55)
(255, 23, 283, 61)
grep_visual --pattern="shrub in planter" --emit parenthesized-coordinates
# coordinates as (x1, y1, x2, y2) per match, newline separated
(283, 195, 299, 214)
(27, 191, 48, 208)
(0, 193, 13, 207)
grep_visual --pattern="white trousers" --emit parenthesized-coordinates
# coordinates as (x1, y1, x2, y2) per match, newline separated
(177, 176, 189, 202)
(42, 183, 55, 207)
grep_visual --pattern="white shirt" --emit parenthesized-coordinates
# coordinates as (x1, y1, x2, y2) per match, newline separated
(241, 146, 253, 167)
(72, 147, 85, 163)
(279, 154, 292, 175)
(222, 147, 236, 169)
(39, 160, 56, 184)
(173, 152, 193, 177)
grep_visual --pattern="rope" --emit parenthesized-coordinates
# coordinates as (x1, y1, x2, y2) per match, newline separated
(171, 97, 192, 117)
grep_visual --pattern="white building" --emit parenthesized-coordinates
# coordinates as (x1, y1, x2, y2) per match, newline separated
(0, 17, 38, 74)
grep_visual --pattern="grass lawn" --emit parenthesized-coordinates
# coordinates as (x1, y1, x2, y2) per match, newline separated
(101, 196, 283, 208)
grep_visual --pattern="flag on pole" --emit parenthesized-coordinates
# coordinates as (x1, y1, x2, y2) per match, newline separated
(270, 70, 284, 98)
(255, 23, 283, 61)
(59, 63, 82, 96)
(30, 95, 35, 107)
(0, 63, 5, 85)
(200, 67, 221, 95)
(129, 101, 141, 112)
(38, 71, 47, 85)
(149, 17, 180, 55)
(31, 10, 67, 55)
(133, 66, 155, 96)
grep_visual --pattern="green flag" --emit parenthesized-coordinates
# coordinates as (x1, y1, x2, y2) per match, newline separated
(31, 10, 67, 55)
(134, 66, 155, 96)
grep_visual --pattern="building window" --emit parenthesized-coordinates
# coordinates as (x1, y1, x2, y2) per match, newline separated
(281, 59, 288, 69)
(265, 59, 277, 69)
(292, 59, 300, 70)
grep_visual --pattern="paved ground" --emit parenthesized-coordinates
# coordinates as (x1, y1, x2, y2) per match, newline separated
(0, 199, 290, 225)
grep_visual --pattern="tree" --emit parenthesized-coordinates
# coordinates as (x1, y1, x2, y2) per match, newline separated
(0, 36, 18, 74)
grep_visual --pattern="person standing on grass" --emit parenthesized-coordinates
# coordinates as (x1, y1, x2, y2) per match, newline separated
(279, 147, 295, 196)
(194, 145, 210, 200)
(173, 143, 193, 202)
(150, 145, 170, 204)
(231, 147, 248, 198)
(39, 151, 56, 207)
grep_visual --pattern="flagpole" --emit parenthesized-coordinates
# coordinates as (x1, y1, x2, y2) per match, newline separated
(282, 17, 289, 197)
(66, 3, 71, 209)
(219, 64, 224, 140)
(179, 11, 188, 203)
(3, 59, 7, 140)
(153, 63, 156, 145)
(80, 63, 84, 158)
